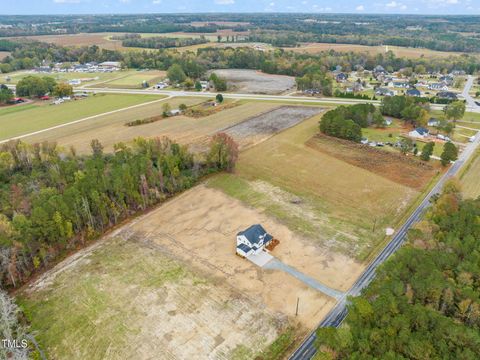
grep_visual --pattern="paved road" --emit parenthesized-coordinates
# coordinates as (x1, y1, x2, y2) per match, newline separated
(264, 258, 344, 300)
(81, 87, 453, 111)
(289, 77, 480, 360)
(461, 75, 478, 112)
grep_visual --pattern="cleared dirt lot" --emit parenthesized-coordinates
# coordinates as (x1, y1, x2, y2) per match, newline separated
(22, 100, 278, 153)
(18, 185, 358, 359)
(224, 106, 324, 149)
(129, 185, 345, 328)
(209, 69, 296, 94)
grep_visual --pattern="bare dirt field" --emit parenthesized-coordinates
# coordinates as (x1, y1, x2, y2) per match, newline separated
(286, 43, 468, 59)
(129, 185, 348, 327)
(307, 134, 439, 190)
(223, 106, 324, 149)
(0, 51, 10, 60)
(22, 100, 279, 153)
(19, 33, 124, 50)
(209, 69, 296, 94)
(18, 185, 359, 359)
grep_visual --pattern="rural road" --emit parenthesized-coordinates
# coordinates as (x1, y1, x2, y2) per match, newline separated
(289, 76, 480, 360)
(462, 75, 478, 112)
(81, 86, 457, 112)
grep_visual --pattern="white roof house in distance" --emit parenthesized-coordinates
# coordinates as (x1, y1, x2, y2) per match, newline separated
(428, 118, 441, 127)
(409, 127, 430, 139)
(236, 224, 273, 257)
(99, 61, 121, 70)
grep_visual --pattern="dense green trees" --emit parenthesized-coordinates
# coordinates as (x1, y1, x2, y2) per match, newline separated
(444, 101, 466, 126)
(210, 73, 227, 91)
(0, 84, 13, 104)
(320, 104, 384, 142)
(15, 76, 56, 97)
(121, 36, 208, 49)
(441, 142, 459, 166)
(381, 95, 430, 126)
(0, 136, 232, 289)
(420, 141, 435, 161)
(315, 183, 480, 359)
(296, 71, 333, 96)
(166, 64, 187, 84)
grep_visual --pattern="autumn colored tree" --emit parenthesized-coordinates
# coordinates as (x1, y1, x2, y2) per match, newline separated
(207, 133, 238, 172)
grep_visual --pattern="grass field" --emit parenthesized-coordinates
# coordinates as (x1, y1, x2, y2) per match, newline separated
(18, 236, 288, 360)
(208, 114, 425, 260)
(21, 100, 278, 153)
(3, 70, 125, 86)
(461, 150, 480, 199)
(0, 94, 161, 141)
(92, 70, 166, 89)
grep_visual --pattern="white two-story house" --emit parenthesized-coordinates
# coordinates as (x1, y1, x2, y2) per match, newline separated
(236, 224, 273, 257)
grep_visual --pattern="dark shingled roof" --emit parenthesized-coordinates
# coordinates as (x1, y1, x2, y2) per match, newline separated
(237, 224, 273, 246)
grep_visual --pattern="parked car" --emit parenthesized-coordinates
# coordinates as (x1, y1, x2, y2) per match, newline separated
(40, 95, 50, 101)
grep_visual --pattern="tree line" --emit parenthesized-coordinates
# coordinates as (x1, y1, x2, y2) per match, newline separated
(315, 181, 480, 359)
(0, 134, 238, 289)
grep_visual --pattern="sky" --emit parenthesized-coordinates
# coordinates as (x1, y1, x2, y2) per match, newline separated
(2, 0, 480, 15)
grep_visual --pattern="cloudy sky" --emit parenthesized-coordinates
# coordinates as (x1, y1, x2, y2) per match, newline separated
(2, 0, 479, 15)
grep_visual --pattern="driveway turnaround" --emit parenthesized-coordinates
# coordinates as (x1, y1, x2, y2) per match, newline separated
(263, 258, 344, 300)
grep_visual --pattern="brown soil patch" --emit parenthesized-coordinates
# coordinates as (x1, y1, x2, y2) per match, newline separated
(129, 185, 362, 329)
(307, 134, 438, 190)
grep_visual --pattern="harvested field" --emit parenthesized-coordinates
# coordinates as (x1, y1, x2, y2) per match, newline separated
(18, 235, 288, 360)
(286, 43, 468, 59)
(223, 106, 324, 148)
(21, 101, 279, 153)
(209, 69, 296, 94)
(461, 151, 480, 199)
(209, 114, 424, 260)
(307, 134, 439, 190)
(18, 32, 124, 50)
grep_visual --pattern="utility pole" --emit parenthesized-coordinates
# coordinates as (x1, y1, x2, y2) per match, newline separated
(372, 218, 377, 233)
(295, 297, 299, 316)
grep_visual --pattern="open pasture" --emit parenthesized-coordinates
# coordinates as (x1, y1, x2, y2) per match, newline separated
(461, 150, 480, 199)
(0, 93, 161, 141)
(93, 70, 166, 89)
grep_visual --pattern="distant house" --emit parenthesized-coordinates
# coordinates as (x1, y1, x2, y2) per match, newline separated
(439, 75, 454, 86)
(236, 224, 273, 257)
(336, 73, 348, 83)
(168, 109, 182, 116)
(429, 83, 449, 91)
(385, 118, 393, 126)
(409, 127, 430, 139)
(437, 91, 458, 100)
(99, 61, 121, 70)
(352, 82, 364, 92)
(406, 89, 421, 97)
(375, 87, 395, 97)
(373, 65, 386, 76)
(393, 82, 410, 89)
(428, 118, 440, 127)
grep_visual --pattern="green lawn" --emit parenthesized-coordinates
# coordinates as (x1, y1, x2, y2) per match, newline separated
(0, 94, 162, 141)
(93, 70, 166, 89)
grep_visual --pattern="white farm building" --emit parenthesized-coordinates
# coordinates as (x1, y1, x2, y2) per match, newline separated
(236, 224, 273, 257)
